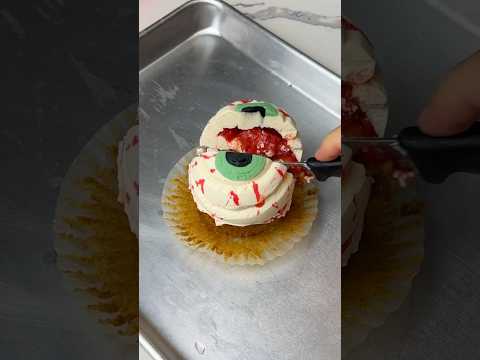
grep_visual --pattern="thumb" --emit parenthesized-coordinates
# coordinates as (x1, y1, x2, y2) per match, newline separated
(315, 127, 341, 161)
(418, 51, 480, 136)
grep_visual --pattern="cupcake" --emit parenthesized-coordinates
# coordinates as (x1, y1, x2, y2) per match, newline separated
(341, 18, 423, 355)
(54, 108, 138, 336)
(341, 146, 372, 267)
(162, 100, 318, 265)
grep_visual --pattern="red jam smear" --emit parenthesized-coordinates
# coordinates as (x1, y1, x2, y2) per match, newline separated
(218, 127, 308, 179)
(219, 127, 297, 162)
(342, 82, 378, 138)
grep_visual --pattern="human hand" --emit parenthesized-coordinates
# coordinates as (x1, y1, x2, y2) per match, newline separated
(315, 126, 341, 161)
(418, 51, 480, 136)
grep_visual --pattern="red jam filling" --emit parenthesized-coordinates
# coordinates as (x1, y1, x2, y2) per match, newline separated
(342, 82, 378, 138)
(342, 83, 413, 173)
(219, 127, 297, 162)
(218, 127, 308, 178)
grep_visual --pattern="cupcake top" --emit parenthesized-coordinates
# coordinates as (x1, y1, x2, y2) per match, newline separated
(342, 17, 388, 138)
(199, 100, 303, 162)
(189, 100, 303, 226)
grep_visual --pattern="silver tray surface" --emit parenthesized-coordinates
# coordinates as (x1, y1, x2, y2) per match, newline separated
(139, 1, 340, 359)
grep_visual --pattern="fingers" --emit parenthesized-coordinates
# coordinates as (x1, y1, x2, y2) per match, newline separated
(418, 51, 480, 136)
(315, 126, 341, 161)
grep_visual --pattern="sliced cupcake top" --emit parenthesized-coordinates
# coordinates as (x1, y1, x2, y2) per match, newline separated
(199, 100, 303, 162)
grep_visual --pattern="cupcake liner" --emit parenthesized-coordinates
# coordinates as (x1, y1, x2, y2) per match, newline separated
(341, 173, 424, 356)
(161, 149, 319, 266)
(53, 105, 138, 337)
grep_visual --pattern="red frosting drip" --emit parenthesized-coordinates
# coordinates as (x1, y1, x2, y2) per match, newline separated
(252, 181, 265, 208)
(342, 82, 378, 138)
(195, 179, 205, 194)
(278, 108, 290, 118)
(227, 190, 240, 206)
(132, 135, 139, 147)
(342, 234, 353, 254)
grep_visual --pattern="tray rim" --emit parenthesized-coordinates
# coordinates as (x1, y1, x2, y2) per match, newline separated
(139, 1, 340, 359)
(139, 0, 340, 117)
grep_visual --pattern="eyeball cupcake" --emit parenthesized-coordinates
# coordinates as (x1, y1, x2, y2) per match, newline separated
(162, 100, 318, 265)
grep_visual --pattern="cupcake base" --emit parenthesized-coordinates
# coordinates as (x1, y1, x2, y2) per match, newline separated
(54, 106, 138, 336)
(341, 171, 424, 356)
(162, 149, 319, 266)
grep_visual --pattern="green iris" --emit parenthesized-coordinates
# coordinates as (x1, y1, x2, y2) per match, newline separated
(215, 151, 266, 181)
(234, 101, 279, 117)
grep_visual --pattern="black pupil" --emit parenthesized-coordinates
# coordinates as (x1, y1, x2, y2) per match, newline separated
(226, 152, 252, 167)
(241, 106, 266, 118)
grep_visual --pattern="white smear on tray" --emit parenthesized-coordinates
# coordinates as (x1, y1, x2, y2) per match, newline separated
(69, 54, 117, 107)
(168, 128, 191, 151)
(425, 0, 480, 37)
(150, 81, 179, 112)
(231, 2, 265, 8)
(0, 9, 26, 39)
(194, 341, 206, 355)
(244, 7, 341, 28)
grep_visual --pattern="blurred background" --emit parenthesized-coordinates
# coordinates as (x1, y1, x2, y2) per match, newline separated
(344, 1, 480, 359)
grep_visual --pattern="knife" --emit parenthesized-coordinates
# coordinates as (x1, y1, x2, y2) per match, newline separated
(195, 146, 343, 182)
(196, 122, 480, 183)
(344, 122, 480, 184)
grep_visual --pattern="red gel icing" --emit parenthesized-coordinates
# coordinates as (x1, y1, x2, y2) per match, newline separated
(342, 234, 353, 254)
(227, 190, 240, 206)
(276, 168, 286, 178)
(132, 135, 139, 147)
(210, 168, 216, 173)
(195, 179, 205, 194)
(278, 108, 290, 118)
(252, 181, 265, 208)
(342, 82, 378, 138)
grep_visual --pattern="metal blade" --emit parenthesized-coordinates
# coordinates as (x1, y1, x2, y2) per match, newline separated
(342, 137, 407, 156)
(342, 137, 398, 145)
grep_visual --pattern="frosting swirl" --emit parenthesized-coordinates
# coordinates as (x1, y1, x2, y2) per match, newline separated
(188, 149, 295, 226)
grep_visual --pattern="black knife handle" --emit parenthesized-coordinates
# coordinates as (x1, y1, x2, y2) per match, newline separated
(398, 122, 480, 183)
(306, 157, 342, 181)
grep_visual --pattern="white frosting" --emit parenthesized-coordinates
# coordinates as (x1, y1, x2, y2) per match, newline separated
(188, 149, 295, 226)
(342, 19, 389, 265)
(351, 76, 388, 107)
(342, 22, 388, 137)
(342, 27, 375, 84)
(117, 125, 139, 237)
(341, 145, 371, 266)
(199, 100, 303, 161)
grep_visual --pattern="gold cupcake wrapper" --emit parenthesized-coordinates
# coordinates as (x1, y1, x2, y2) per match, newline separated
(54, 106, 138, 337)
(162, 149, 319, 265)
(342, 172, 424, 356)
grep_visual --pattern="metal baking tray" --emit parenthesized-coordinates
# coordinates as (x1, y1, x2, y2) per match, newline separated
(139, 1, 340, 359)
